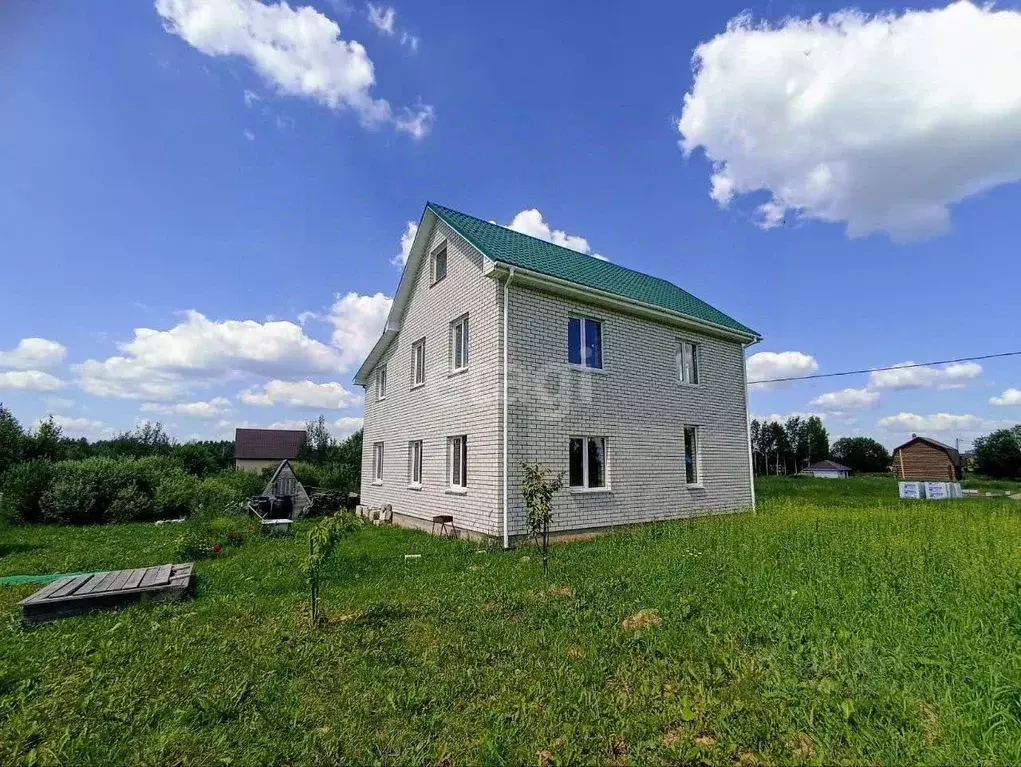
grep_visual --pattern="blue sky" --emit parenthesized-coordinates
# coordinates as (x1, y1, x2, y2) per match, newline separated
(1, 0, 1019, 448)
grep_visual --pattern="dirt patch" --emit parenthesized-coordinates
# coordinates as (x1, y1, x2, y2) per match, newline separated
(790, 733, 814, 759)
(550, 585, 576, 598)
(732, 751, 758, 766)
(537, 748, 553, 767)
(565, 643, 585, 660)
(694, 732, 717, 748)
(622, 608, 662, 631)
(921, 702, 940, 746)
(661, 727, 684, 748)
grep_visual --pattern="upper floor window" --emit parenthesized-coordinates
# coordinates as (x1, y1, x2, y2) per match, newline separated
(451, 315, 469, 371)
(372, 442, 384, 484)
(678, 340, 700, 385)
(684, 426, 700, 485)
(448, 435, 467, 489)
(376, 364, 387, 400)
(432, 243, 448, 284)
(568, 317, 602, 369)
(569, 436, 607, 489)
(411, 339, 426, 387)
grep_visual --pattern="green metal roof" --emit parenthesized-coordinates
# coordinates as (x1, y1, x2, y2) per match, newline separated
(427, 202, 759, 339)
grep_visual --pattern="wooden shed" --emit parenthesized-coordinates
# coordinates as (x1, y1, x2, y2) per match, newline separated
(262, 460, 311, 517)
(892, 435, 962, 481)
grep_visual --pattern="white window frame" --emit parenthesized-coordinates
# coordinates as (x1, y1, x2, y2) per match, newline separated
(431, 242, 448, 284)
(448, 435, 467, 491)
(683, 425, 702, 487)
(408, 440, 423, 488)
(411, 338, 426, 388)
(372, 442, 384, 485)
(376, 364, 387, 400)
(450, 314, 469, 372)
(678, 339, 700, 385)
(568, 316, 604, 370)
(569, 436, 609, 491)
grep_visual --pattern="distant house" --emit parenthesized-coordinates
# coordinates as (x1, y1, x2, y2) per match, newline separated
(892, 434, 962, 481)
(801, 459, 851, 479)
(234, 428, 306, 472)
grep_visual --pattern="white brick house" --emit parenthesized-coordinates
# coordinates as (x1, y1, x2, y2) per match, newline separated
(354, 203, 761, 544)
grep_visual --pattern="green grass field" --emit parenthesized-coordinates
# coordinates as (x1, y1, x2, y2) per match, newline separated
(3, 477, 1021, 765)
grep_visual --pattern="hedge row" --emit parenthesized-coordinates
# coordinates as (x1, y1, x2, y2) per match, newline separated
(1, 457, 264, 525)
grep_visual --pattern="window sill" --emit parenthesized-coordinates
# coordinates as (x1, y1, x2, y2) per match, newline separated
(678, 381, 703, 389)
(407, 483, 423, 491)
(372, 480, 383, 486)
(567, 364, 607, 374)
(448, 367, 469, 378)
(445, 487, 468, 496)
(377, 396, 387, 402)
(569, 486, 612, 494)
(685, 483, 705, 490)
(410, 383, 425, 391)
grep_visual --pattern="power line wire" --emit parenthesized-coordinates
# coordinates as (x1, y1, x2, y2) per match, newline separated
(748, 350, 1021, 385)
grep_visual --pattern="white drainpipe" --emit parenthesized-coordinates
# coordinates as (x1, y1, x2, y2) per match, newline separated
(502, 266, 515, 549)
(741, 342, 756, 514)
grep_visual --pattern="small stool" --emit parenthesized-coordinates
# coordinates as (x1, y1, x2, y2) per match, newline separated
(431, 514, 455, 537)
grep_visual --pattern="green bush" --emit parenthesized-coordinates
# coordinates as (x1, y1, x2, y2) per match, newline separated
(40, 462, 109, 524)
(107, 483, 155, 523)
(291, 461, 356, 492)
(0, 459, 54, 524)
(154, 473, 199, 519)
(195, 471, 264, 515)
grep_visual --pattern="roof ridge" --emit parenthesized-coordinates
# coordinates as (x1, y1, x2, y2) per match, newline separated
(428, 201, 699, 295)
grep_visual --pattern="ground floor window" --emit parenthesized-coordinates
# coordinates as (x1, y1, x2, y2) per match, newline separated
(684, 426, 699, 485)
(372, 442, 384, 483)
(408, 440, 423, 486)
(448, 435, 467, 488)
(569, 436, 607, 489)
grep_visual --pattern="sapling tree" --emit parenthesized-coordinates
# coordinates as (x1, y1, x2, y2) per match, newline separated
(521, 463, 564, 578)
(305, 511, 359, 626)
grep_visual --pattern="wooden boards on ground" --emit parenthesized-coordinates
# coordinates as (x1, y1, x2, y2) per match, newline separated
(19, 563, 194, 625)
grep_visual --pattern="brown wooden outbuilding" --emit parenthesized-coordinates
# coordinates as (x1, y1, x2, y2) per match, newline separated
(892, 435, 962, 480)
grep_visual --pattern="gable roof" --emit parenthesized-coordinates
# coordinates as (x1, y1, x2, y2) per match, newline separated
(234, 428, 305, 460)
(427, 203, 759, 338)
(892, 435, 961, 466)
(806, 459, 852, 473)
(354, 202, 760, 384)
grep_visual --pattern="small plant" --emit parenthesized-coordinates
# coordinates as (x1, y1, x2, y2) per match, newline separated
(306, 512, 359, 626)
(521, 463, 564, 578)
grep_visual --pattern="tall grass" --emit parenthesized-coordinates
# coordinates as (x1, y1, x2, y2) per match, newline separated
(2, 476, 1021, 764)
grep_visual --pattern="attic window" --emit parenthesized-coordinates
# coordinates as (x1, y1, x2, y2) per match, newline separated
(432, 243, 448, 284)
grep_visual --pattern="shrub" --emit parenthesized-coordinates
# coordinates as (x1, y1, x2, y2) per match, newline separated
(40, 462, 109, 525)
(195, 471, 264, 515)
(107, 483, 155, 523)
(0, 459, 54, 524)
(154, 473, 199, 520)
(292, 461, 356, 492)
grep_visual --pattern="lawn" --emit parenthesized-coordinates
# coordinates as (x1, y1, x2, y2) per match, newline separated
(3, 477, 1021, 765)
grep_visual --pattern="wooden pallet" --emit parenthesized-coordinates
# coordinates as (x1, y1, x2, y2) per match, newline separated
(19, 563, 194, 626)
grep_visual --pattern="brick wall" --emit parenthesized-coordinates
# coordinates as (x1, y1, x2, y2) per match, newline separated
(359, 220, 503, 536)
(505, 284, 754, 537)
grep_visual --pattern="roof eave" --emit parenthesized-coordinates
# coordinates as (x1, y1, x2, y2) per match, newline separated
(486, 260, 761, 345)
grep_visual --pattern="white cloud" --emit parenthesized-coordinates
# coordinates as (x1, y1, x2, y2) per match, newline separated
(399, 31, 419, 52)
(366, 3, 395, 34)
(42, 415, 112, 439)
(239, 379, 361, 409)
(327, 292, 392, 371)
(140, 397, 233, 419)
(752, 411, 826, 424)
(75, 311, 346, 400)
(44, 397, 75, 411)
(505, 209, 606, 260)
(878, 412, 987, 434)
(0, 370, 64, 391)
(243, 89, 260, 106)
(678, 1, 1021, 240)
(810, 387, 879, 412)
(333, 415, 363, 438)
(991, 388, 1021, 406)
(868, 361, 981, 391)
(155, 0, 433, 138)
(0, 338, 66, 370)
(243, 129, 255, 141)
(391, 220, 418, 266)
(746, 351, 818, 384)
